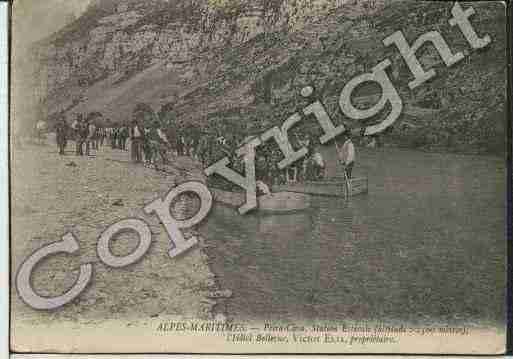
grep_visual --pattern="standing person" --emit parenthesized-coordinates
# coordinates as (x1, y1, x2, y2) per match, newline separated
(84, 117, 92, 156)
(117, 126, 124, 149)
(92, 125, 100, 151)
(335, 132, 356, 180)
(98, 125, 105, 147)
(130, 117, 144, 163)
(101, 125, 107, 148)
(129, 120, 136, 161)
(55, 116, 68, 155)
(35, 120, 48, 145)
(312, 145, 326, 180)
(71, 114, 80, 138)
(296, 133, 310, 182)
(175, 123, 184, 156)
(110, 126, 117, 149)
(304, 134, 317, 181)
(145, 120, 168, 169)
(157, 103, 176, 155)
(205, 132, 217, 166)
(164, 125, 178, 157)
(189, 125, 201, 159)
(143, 124, 156, 167)
(119, 125, 129, 151)
(270, 148, 285, 185)
(286, 133, 304, 183)
(255, 148, 268, 185)
(85, 112, 100, 156)
(75, 115, 87, 156)
(108, 127, 113, 148)
(112, 126, 119, 149)
(156, 125, 170, 165)
(196, 130, 210, 166)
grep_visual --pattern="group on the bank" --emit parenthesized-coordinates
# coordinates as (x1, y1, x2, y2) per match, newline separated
(48, 102, 355, 186)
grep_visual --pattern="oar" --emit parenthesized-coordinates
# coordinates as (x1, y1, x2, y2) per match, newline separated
(344, 170, 351, 200)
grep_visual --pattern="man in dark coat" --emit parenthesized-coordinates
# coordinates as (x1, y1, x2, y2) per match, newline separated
(74, 114, 86, 156)
(119, 126, 129, 151)
(55, 117, 68, 155)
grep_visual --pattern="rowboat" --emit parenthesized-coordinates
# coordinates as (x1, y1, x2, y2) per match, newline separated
(211, 188, 311, 214)
(273, 176, 368, 197)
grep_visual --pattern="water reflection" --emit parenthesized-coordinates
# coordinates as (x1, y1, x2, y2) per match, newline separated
(200, 198, 369, 321)
(199, 149, 506, 325)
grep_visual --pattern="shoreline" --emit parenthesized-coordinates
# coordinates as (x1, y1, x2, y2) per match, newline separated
(10, 140, 229, 332)
(10, 136, 505, 332)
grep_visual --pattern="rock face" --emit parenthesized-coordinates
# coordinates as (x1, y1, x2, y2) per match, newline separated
(31, 0, 356, 96)
(22, 0, 507, 154)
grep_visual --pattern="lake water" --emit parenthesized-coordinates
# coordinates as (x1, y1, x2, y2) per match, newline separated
(199, 147, 506, 325)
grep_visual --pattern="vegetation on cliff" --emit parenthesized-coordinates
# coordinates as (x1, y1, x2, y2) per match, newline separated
(29, 0, 507, 154)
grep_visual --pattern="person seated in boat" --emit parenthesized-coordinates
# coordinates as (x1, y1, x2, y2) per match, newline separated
(335, 131, 355, 180)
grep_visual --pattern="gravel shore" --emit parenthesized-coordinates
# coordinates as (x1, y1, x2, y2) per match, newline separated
(11, 139, 219, 338)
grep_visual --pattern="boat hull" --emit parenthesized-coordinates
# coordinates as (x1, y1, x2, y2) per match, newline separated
(212, 189, 311, 214)
(273, 177, 368, 197)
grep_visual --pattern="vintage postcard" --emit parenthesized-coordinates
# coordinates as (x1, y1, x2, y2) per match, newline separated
(9, 0, 508, 354)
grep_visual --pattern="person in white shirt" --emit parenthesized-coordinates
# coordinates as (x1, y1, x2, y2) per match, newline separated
(130, 117, 144, 163)
(312, 146, 325, 180)
(35, 120, 48, 145)
(335, 132, 356, 179)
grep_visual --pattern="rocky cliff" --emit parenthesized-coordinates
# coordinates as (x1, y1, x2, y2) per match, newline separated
(31, 0, 354, 96)
(22, 0, 507, 153)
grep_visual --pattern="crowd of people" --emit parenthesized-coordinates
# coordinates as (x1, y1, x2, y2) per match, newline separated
(49, 103, 355, 187)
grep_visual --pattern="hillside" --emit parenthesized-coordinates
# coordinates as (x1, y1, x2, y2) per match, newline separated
(22, 0, 507, 154)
